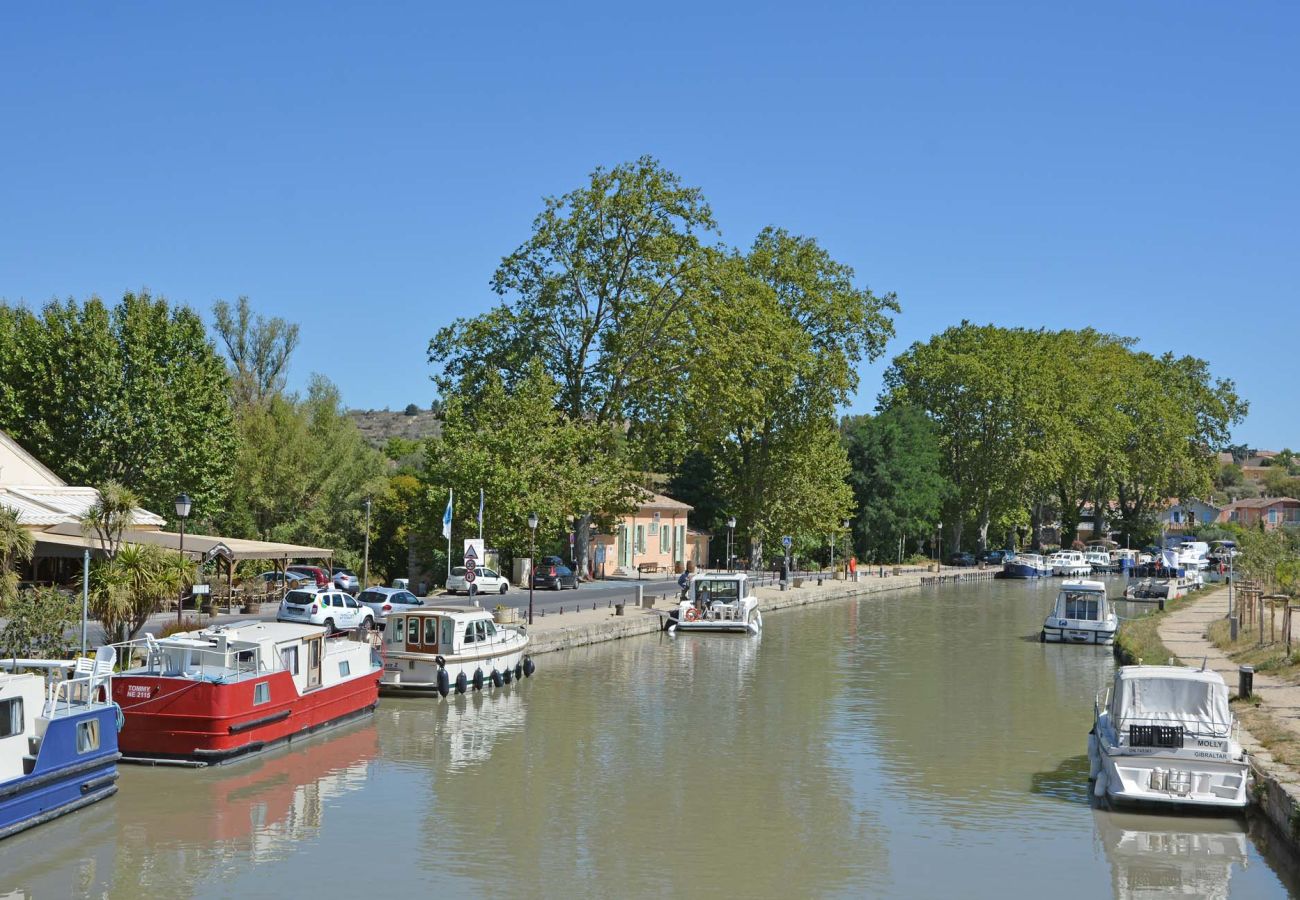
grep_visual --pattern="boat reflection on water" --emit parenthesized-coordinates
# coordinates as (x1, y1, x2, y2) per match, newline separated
(384, 684, 528, 774)
(1093, 808, 1249, 900)
(0, 720, 378, 898)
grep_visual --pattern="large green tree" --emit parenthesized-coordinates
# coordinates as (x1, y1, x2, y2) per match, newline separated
(842, 406, 951, 563)
(429, 157, 716, 576)
(0, 291, 235, 516)
(425, 361, 634, 566)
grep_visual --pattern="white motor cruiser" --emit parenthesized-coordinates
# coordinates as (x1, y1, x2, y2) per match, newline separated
(1051, 550, 1092, 577)
(666, 572, 762, 635)
(1089, 665, 1249, 809)
(380, 605, 532, 696)
(1084, 550, 1114, 573)
(1041, 580, 1117, 645)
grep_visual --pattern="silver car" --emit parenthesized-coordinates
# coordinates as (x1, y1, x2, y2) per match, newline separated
(332, 567, 360, 593)
(357, 586, 426, 625)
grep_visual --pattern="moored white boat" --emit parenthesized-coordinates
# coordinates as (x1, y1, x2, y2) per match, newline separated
(665, 572, 762, 635)
(1051, 550, 1092, 577)
(380, 605, 532, 696)
(1041, 579, 1116, 644)
(1002, 553, 1051, 578)
(1089, 665, 1249, 809)
(1084, 550, 1113, 573)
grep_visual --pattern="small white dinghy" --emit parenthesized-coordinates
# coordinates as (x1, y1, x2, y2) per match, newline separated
(1041, 580, 1117, 645)
(1089, 664, 1249, 809)
(666, 573, 762, 635)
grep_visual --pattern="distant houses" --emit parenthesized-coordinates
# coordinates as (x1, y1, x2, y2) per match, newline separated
(1217, 497, 1300, 531)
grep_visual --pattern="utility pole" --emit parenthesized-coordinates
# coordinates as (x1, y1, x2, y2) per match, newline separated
(362, 496, 372, 590)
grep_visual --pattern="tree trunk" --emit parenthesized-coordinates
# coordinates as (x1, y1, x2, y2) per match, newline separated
(1030, 502, 1045, 552)
(575, 514, 592, 580)
(749, 537, 763, 571)
(976, 507, 991, 552)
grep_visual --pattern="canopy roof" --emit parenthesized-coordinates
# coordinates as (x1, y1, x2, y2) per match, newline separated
(1111, 666, 1231, 732)
(37, 521, 333, 561)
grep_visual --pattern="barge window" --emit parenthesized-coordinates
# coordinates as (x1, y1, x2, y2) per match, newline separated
(281, 646, 299, 675)
(254, 682, 270, 705)
(77, 719, 100, 753)
(0, 698, 22, 738)
(424, 618, 439, 646)
(464, 622, 477, 644)
(392, 617, 405, 643)
(475, 621, 487, 643)
(339, 660, 351, 677)
(442, 618, 455, 647)
(484, 621, 497, 639)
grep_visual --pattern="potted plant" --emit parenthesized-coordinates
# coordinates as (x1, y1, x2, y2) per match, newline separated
(493, 604, 518, 625)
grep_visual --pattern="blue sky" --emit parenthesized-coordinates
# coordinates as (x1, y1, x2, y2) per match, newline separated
(1, 3, 1295, 447)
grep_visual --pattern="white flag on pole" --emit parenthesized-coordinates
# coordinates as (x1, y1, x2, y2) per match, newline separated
(478, 488, 484, 539)
(442, 490, 453, 540)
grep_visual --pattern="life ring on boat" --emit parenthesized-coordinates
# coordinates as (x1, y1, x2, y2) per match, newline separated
(684, 607, 701, 622)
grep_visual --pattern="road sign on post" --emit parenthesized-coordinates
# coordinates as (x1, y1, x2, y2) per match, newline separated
(782, 535, 793, 549)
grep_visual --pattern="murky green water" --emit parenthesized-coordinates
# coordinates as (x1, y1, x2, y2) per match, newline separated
(2, 578, 1297, 898)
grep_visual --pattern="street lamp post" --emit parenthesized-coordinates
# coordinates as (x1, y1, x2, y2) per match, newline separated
(174, 493, 192, 624)
(726, 516, 736, 572)
(362, 497, 372, 591)
(528, 512, 538, 626)
(937, 522, 943, 570)
(842, 520, 850, 576)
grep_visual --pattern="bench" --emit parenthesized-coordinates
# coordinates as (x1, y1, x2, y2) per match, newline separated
(637, 562, 661, 574)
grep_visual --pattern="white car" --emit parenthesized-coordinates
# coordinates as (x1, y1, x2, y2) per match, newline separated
(445, 566, 509, 595)
(357, 586, 426, 624)
(277, 589, 375, 633)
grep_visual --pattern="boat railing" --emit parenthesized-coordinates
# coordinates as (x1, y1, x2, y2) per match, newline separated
(112, 636, 264, 681)
(43, 669, 112, 719)
(1114, 714, 1234, 743)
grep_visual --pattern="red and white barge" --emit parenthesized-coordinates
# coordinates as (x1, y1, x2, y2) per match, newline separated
(109, 621, 380, 766)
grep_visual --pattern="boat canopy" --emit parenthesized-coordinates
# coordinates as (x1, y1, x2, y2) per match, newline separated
(1053, 583, 1109, 622)
(691, 574, 747, 605)
(1110, 667, 1231, 733)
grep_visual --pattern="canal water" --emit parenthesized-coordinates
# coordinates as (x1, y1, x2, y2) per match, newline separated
(2, 578, 1298, 898)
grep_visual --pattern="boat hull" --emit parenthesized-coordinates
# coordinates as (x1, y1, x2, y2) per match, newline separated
(112, 670, 380, 764)
(381, 642, 528, 695)
(1003, 562, 1049, 578)
(1042, 624, 1116, 645)
(1091, 744, 1249, 810)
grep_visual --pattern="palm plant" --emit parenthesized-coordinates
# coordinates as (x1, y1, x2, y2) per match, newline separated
(0, 504, 35, 612)
(82, 480, 139, 559)
(89, 542, 197, 641)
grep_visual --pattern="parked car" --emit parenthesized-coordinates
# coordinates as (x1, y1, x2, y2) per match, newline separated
(357, 586, 426, 624)
(287, 565, 330, 589)
(445, 566, 510, 595)
(532, 557, 579, 591)
(277, 589, 374, 633)
(332, 567, 360, 593)
(259, 571, 312, 589)
(946, 552, 977, 567)
(976, 550, 1008, 565)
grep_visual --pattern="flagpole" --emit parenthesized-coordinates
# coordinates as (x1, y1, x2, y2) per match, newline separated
(446, 489, 453, 579)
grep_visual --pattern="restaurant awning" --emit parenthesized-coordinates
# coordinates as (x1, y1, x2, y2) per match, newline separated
(37, 522, 334, 561)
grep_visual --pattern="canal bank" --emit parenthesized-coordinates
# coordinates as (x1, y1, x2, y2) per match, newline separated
(1140, 586, 1300, 852)
(526, 568, 1000, 655)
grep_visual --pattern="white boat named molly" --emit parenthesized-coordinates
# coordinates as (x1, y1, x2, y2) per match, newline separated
(666, 573, 762, 635)
(1041, 579, 1117, 644)
(1089, 665, 1249, 809)
(380, 605, 533, 696)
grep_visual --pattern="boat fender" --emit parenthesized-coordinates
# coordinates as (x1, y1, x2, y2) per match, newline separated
(514, 662, 523, 681)
(491, 669, 503, 688)
(436, 667, 450, 698)
(473, 668, 484, 691)
(503, 667, 513, 684)
(435, 655, 446, 669)
(455, 672, 468, 694)
(523, 656, 535, 678)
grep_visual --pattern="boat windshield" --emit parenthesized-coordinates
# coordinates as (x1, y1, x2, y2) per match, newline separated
(695, 579, 740, 604)
(1056, 591, 1105, 621)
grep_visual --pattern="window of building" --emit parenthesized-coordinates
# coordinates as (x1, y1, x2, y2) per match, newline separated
(661, 525, 670, 553)
(254, 681, 271, 705)
(636, 525, 645, 554)
(77, 719, 100, 754)
(0, 698, 22, 738)
(1269, 509, 1279, 524)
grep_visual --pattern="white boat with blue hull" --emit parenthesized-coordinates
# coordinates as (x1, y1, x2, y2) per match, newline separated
(1, 649, 121, 840)
(1041, 580, 1116, 644)
(1003, 553, 1051, 578)
(666, 573, 762, 635)
(1089, 665, 1249, 810)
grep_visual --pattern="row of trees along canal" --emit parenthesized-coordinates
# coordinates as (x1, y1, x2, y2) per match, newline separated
(0, 158, 1248, 631)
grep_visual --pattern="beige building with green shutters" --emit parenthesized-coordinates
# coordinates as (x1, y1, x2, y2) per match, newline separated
(588, 490, 710, 577)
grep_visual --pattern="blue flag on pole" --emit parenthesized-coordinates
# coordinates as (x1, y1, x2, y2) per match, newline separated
(442, 490, 453, 540)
